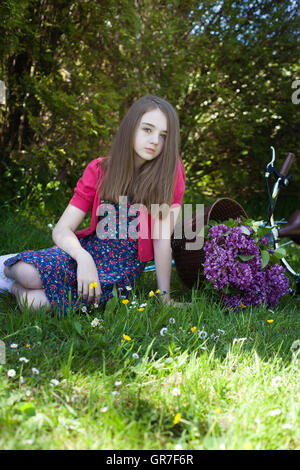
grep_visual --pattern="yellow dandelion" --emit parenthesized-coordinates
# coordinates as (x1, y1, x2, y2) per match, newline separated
(215, 408, 222, 414)
(122, 299, 129, 304)
(191, 326, 197, 333)
(138, 308, 145, 312)
(148, 290, 155, 297)
(239, 302, 246, 309)
(173, 413, 181, 425)
(123, 334, 132, 341)
(243, 442, 253, 450)
(155, 289, 160, 294)
(89, 282, 98, 289)
(267, 319, 274, 323)
(25, 344, 31, 349)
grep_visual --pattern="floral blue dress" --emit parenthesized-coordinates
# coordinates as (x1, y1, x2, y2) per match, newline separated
(4, 199, 146, 315)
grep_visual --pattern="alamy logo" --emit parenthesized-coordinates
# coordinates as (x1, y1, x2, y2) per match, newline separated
(291, 80, 300, 104)
(0, 340, 5, 364)
(96, 198, 205, 250)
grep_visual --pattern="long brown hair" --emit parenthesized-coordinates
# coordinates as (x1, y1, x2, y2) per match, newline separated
(97, 95, 181, 212)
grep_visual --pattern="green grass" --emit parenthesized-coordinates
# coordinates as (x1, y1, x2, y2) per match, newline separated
(0, 212, 299, 450)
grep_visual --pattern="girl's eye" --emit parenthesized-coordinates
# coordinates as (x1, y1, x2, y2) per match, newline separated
(142, 128, 167, 139)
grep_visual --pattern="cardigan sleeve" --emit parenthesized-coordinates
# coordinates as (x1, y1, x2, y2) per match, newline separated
(69, 158, 101, 213)
(171, 158, 186, 207)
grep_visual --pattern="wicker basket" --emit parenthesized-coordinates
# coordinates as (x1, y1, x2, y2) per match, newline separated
(171, 198, 248, 289)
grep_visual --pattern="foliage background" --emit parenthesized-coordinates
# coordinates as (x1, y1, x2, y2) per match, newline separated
(0, 1, 299, 451)
(1, 0, 300, 220)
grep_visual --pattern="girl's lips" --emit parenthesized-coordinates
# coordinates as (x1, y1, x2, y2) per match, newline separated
(145, 148, 155, 153)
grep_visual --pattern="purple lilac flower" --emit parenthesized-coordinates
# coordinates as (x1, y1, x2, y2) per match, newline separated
(259, 236, 270, 246)
(203, 223, 289, 310)
(207, 224, 228, 242)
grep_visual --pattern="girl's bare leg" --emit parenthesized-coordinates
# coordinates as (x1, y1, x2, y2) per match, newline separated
(5, 262, 51, 312)
(11, 282, 51, 312)
(4, 261, 43, 289)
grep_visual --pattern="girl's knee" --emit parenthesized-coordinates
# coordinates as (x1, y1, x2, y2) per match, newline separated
(10, 261, 43, 289)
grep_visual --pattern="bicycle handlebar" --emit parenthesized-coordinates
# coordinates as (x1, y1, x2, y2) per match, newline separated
(280, 152, 295, 178)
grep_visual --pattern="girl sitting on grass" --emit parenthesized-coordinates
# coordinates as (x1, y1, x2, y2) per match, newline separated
(0, 95, 186, 315)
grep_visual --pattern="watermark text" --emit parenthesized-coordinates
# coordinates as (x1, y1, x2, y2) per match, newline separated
(95, 197, 205, 250)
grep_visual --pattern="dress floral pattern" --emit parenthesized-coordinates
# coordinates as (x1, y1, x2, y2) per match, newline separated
(4, 199, 146, 315)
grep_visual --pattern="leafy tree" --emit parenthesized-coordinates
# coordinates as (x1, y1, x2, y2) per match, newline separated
(0, 0, 299, 217)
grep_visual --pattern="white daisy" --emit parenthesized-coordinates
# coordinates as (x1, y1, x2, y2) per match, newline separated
(132, 353, 139, 359)
(19, 357, 29, 363)
(271, 376, 282, 387)
(31, 367, 40, 375)
(269, 408, 281, 416)
(50, 379, 60, 387)
(171, 387, 181, 396)
(160, 327, 168, 336)
(174, 444, 183, 450)
(169, 317, 176, 324)
(7, 369, 16, 377)
(282, 423, 292, 429)
(10, 343, 18, 349)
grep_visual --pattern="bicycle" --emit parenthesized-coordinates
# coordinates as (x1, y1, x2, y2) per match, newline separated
(264, 147, 300, 299)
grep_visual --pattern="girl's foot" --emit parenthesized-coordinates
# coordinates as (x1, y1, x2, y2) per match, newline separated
(0, 254, 18, 293)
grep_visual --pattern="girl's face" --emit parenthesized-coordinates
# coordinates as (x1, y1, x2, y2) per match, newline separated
(133, 109, 167, 168)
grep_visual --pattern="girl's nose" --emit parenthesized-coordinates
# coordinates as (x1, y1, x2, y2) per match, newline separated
(150, 132, 159, 144)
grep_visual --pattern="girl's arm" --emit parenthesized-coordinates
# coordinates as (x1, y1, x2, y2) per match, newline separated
(52, 204, 102, 303)
(152, 205, 181, 305)
(153, 238, 172, 304)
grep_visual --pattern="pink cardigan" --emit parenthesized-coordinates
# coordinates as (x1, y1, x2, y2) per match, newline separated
(69, 157, 186, 262)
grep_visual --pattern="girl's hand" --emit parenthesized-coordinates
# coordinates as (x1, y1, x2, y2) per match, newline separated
(76, 251, 102, 303)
